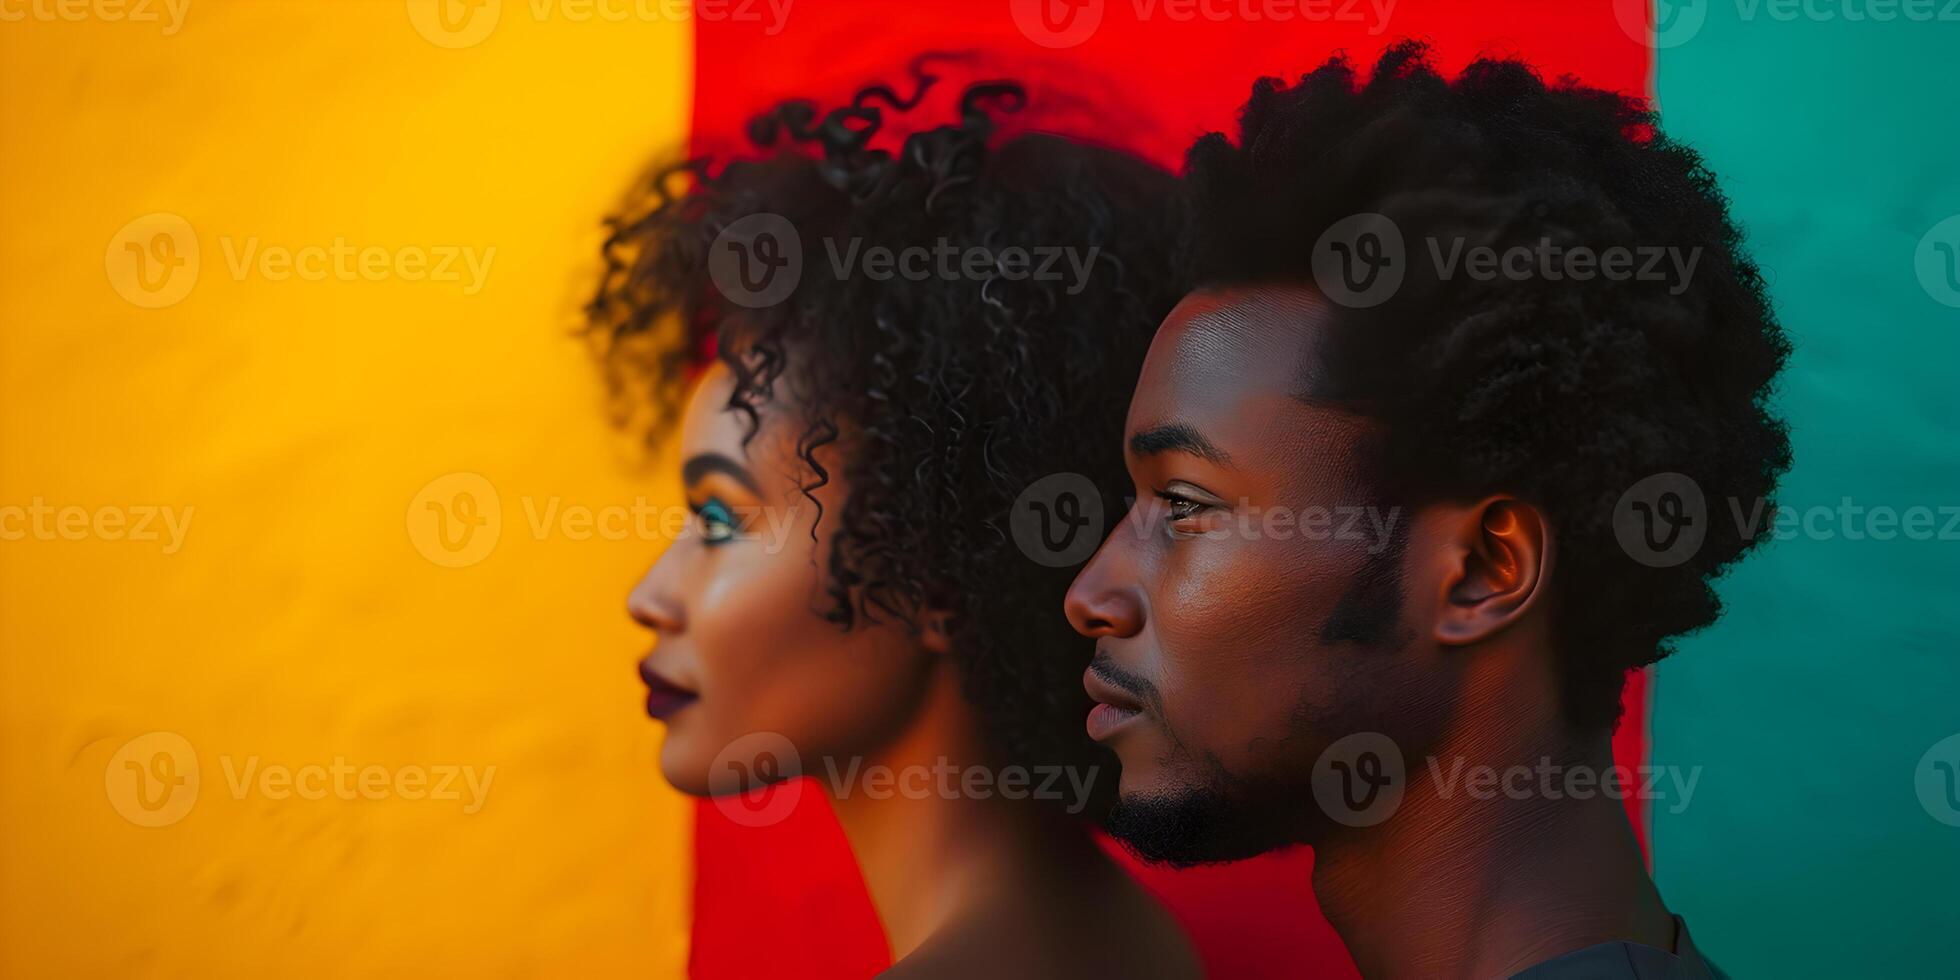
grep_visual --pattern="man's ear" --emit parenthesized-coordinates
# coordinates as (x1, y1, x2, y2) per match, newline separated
(1433, 497, 1551, 646)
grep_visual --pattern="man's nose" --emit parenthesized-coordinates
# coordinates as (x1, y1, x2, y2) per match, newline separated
(1064, 535, 1143, 639)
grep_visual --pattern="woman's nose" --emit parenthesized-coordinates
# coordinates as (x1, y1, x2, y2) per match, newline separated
(627, 558, 685, 634)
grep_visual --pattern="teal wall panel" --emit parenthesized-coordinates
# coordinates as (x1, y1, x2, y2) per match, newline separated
(1650, 5, 1960, 976)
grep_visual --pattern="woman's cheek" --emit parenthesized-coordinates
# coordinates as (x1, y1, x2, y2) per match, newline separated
(678, 545, 826, 760)
(651, 546, 770, 791)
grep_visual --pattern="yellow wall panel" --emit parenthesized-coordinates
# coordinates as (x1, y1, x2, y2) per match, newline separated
(0, 2, 695, 975)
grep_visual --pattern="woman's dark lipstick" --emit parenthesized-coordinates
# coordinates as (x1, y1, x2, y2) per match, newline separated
(639, 659, 699, 721)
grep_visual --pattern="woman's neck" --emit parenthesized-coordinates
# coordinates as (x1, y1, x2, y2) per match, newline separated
(825, 663, 1059, 960)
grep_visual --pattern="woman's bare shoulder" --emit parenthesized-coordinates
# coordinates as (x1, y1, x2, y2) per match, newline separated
(879, 856, 1203, 980)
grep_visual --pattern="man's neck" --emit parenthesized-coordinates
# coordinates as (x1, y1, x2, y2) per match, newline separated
(1311, 733, 1676, 980)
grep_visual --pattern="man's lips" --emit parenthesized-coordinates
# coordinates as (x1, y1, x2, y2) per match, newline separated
(1086, 701, 1141, 741)
(639, 658, 699, 721)
(1083, 663, 1144, 742)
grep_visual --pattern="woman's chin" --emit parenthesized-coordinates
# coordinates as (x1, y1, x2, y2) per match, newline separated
(655, 732, 714, 797)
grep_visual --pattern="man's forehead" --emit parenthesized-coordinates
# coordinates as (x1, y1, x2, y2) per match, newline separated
(1125, 284, 1381, 492)
(1131, 283, 1334, 422)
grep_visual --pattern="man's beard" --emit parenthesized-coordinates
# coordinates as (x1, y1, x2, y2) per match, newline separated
(1104, 756, 1321, 867)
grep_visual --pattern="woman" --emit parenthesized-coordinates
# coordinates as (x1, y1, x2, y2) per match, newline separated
(587, 64, 1199, 978)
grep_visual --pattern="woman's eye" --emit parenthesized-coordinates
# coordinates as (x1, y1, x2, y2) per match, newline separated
(695, 500, 740, 544)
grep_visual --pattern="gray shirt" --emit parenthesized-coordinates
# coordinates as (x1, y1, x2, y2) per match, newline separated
(1509, 917, 1725, 980)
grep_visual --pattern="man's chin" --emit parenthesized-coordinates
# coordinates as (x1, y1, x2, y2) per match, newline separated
(1105, 787, 1310, 867)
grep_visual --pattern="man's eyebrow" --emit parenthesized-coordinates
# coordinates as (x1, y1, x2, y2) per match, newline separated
(1128, 424, 1233, 466)
(681, 453, 760, 493)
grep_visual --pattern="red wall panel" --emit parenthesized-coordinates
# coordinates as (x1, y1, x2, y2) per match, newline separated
(686, 4, 1651, 976)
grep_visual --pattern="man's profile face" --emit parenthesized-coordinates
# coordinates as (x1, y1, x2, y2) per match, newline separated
(1064, 283, 1454, 864)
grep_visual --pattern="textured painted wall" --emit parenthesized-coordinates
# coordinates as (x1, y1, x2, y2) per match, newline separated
(1648, 6, 1960, 977)
(13, 2, 1950, 977)
(0, 3, 695, 975)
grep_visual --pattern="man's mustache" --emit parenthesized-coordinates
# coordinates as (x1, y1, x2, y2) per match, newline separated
(1090, 648, 1160, 709)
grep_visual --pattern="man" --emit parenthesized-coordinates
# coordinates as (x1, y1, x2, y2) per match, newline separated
(1064, 43, 1787, 978)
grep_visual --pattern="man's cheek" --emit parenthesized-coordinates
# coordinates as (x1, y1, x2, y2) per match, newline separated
(1163, 674, 1290, 770)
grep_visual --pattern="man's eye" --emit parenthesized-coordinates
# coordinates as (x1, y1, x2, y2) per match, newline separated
(1155, 490, 1209, 526)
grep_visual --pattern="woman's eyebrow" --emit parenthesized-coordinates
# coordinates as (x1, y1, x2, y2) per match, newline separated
(681, 453, 761, 493)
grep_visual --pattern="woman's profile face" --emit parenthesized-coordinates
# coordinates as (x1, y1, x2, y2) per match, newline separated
(630, 361, 939, 795)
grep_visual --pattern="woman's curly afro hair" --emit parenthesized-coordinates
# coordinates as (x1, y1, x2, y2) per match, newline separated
(586, 60, 1187, 806)
(1186, 42, 1793, 731)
